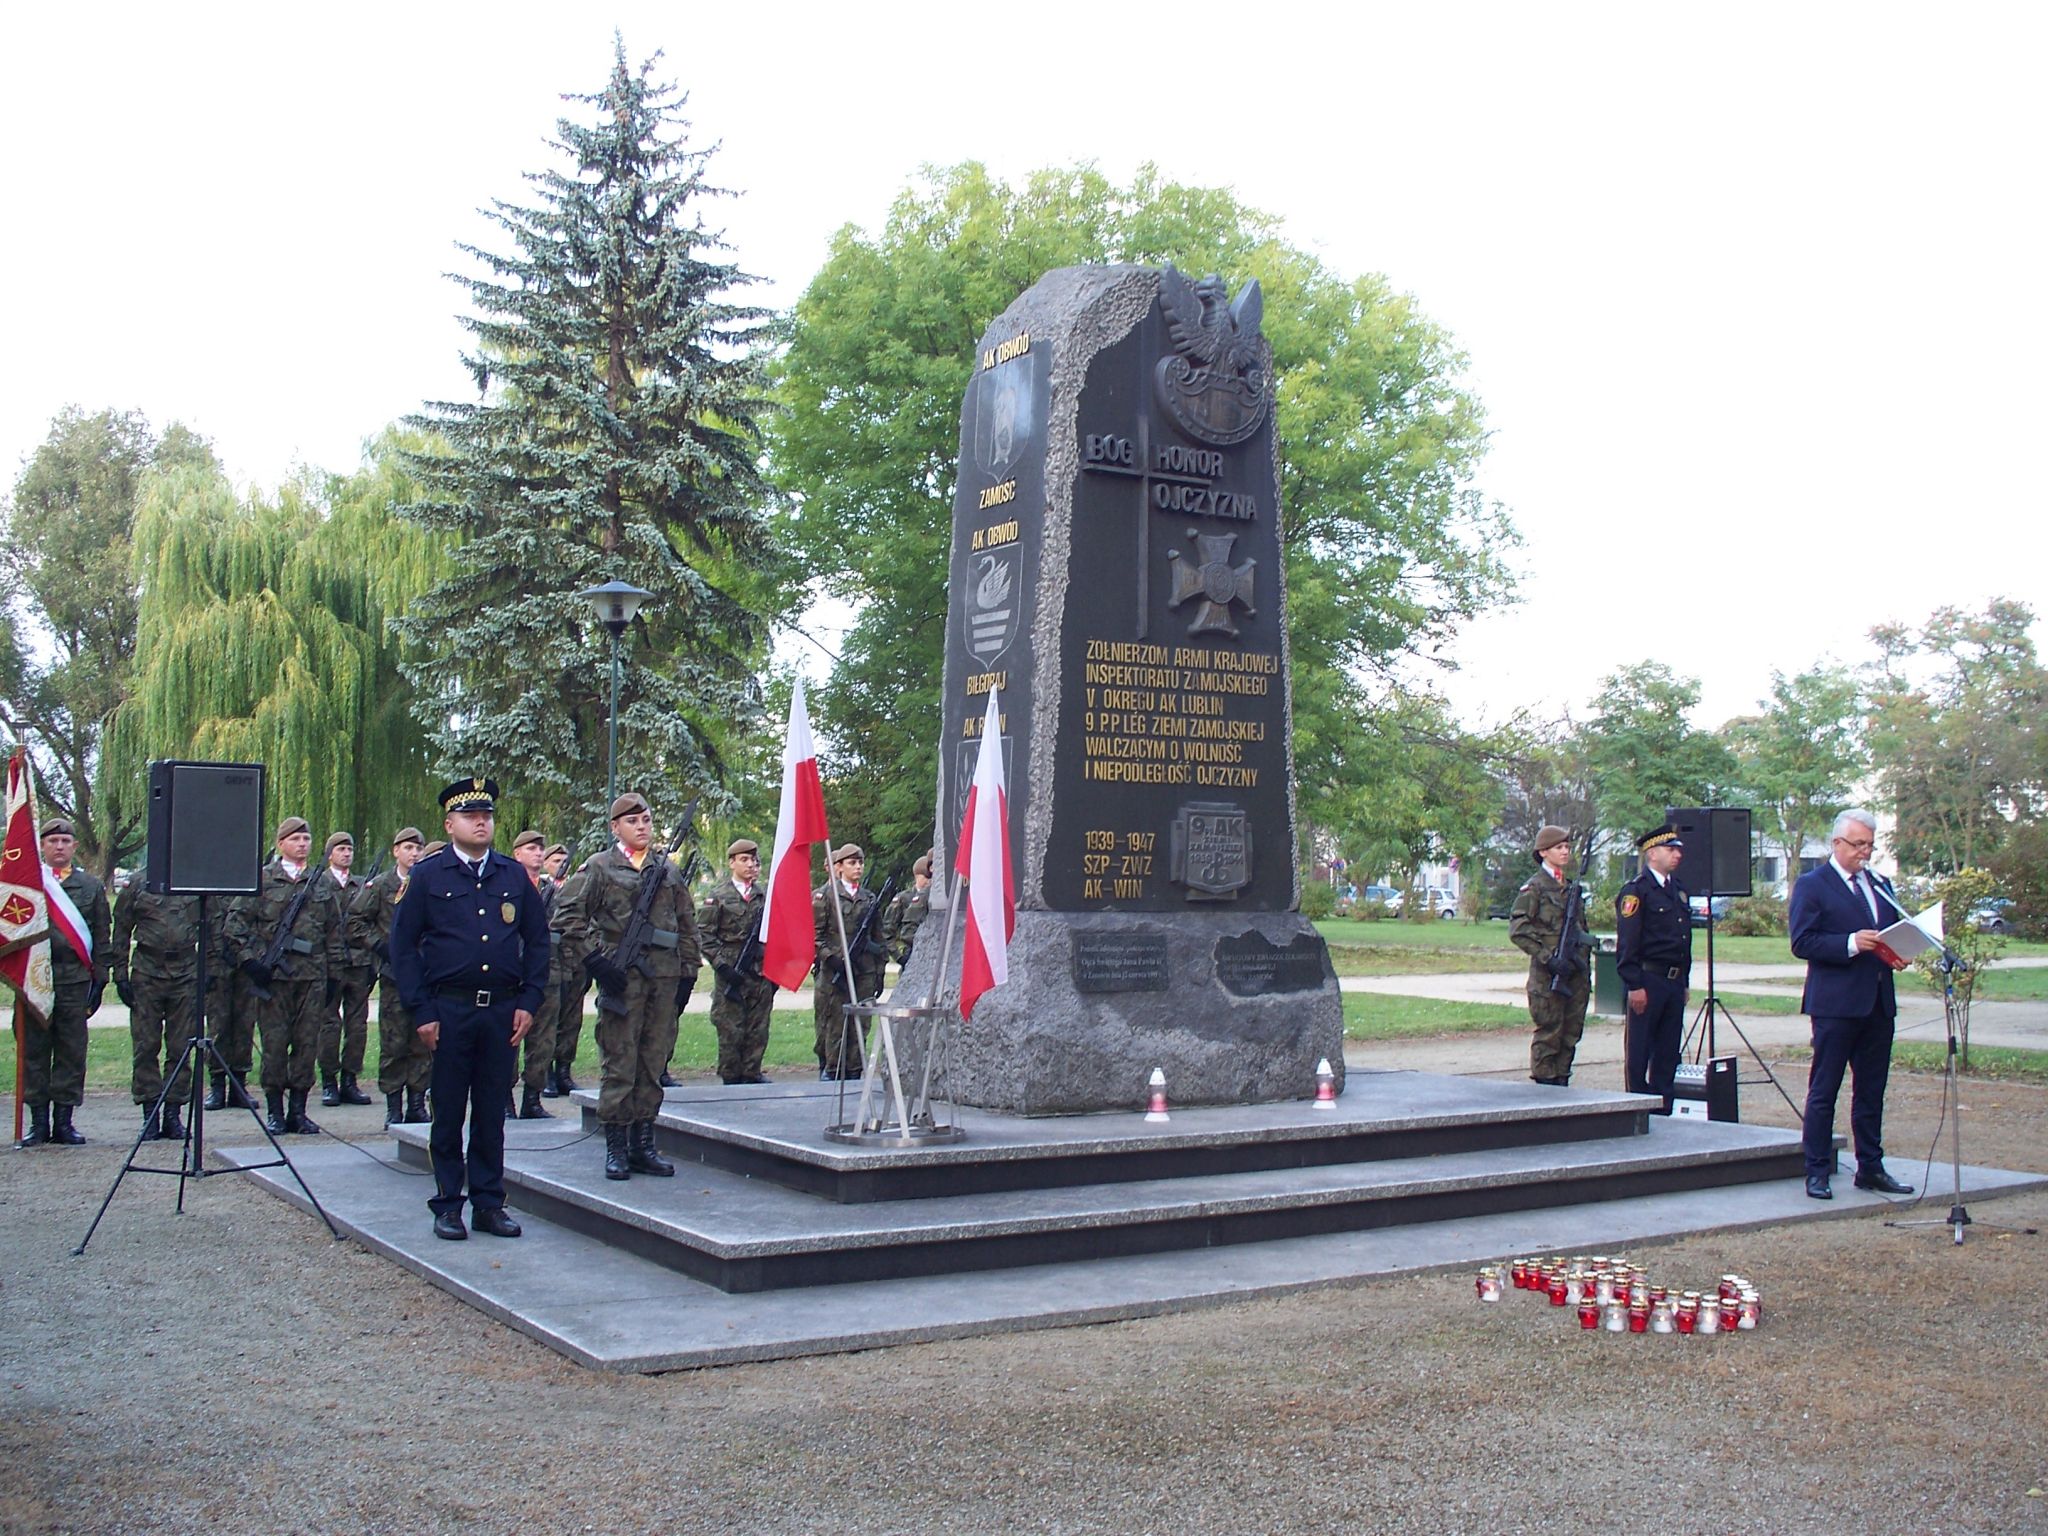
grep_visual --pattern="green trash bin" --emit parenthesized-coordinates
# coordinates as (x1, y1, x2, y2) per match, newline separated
(1592, 933, 1625, 1018)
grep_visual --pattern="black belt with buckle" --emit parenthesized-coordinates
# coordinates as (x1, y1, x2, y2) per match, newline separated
(1658, 965, 1687, 981)
(435, 986, 500, 1008)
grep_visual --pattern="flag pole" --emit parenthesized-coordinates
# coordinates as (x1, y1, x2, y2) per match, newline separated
(11, 992, 23, 1147)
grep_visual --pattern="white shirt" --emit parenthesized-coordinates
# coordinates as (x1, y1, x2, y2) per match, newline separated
(1829, 855, 1880, 955)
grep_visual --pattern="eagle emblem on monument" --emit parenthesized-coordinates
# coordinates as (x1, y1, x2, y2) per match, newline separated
(1154, 264, 1270, 446)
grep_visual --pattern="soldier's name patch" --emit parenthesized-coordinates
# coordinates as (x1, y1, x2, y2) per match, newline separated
(1620, 894, 1641, 917)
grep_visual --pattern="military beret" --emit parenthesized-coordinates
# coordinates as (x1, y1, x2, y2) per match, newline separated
(831, 843, 864, 864)
(277, 816, 311, 841)
(541, 843, 567, 861)
(912, 854, 932, 878)
(422, 840, 447, 856)
(511, 828, 544, 851)
(1636, 826, 1683, 853)
(392, 826, 424, 848)
(39, 817, 75, 839)
(1532, 825, 1571, 857)
(439, 777, 498, 814)
(609, 792, 650, 820)
(727, 837, 759, 859)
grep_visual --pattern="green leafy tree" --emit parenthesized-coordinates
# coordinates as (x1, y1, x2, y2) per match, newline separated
(1326, 689, 1503, 896)
(401, 41, 782, 840)
(1868, 600, 2046, 872)
(1723, 663, 1867, 893)
(1475, 720, 1597, 917)
(1, 407, 214, 872)
(771, 162, 1515, 856)
(99, 436, 449, 849)
(1584, 662, 1741, 839)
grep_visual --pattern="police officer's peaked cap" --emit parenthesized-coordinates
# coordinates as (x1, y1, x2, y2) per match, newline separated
(912, 854, 933, 878)
(324, 830, 353, 854)
(1636, 826, 1683, 853)
(39, 817, 74, 839)
(276, 816, 311, 841)
(609, 792, 650, 820)
(392, 826, 425, 847)
(727, 838, 759, 859)
(831, 843, 864, 864)
(439, 777, 498, 814)
(1532, 825, 1571, 857)
(511, 828, 544, 851)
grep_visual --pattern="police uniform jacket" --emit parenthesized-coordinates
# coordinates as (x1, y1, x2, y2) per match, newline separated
(391, 845, 551, 1025)
(550, 848, 702, 981)
(226, 860, 344, 983)
(1614, 868, 1691, 989)
(111, 886, 202, 983)
(50, 866, 111, 990)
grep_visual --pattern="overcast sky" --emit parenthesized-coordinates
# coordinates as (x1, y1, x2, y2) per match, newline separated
(4, 1, 2041, 732)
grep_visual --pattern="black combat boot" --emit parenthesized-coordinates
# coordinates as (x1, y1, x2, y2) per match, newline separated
(139, 1104, 163, 1141)
(321, 1074, 341, 1108)
(264, 1092, 288, 1135)
(288, 1089, 321, 1135)
(225, 1076, 255, 1111)
(204, 1075, 228, 1111)
(20, 1104, 50, 1146)
(385, 1091, 405, 1127)
(50, 1105, 86, 1145)
(339, 1073, 372, 1106)
(405, 1084, 430, 1123)
(557, 1065, 579, 1093)
(603, 1122, 631, 1181)
(658, 1069, 680, 1088)
(160, 1102, 184, 1141)
(627, 1119, 674, 1177)
(519, 1086, 553, 1120)
(540, 1062, 564, 1098)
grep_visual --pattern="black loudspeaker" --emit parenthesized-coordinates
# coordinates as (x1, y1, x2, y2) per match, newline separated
(1663, 806, 1753, 899)
(145, 760, 266, 895)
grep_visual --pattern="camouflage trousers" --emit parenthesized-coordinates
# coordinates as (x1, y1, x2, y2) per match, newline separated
(130, 970, 198, 1107)
(813, 971, 880, 1075)
(1527, 966, 1591, 1082)
(551, 978, 589, 1071)
(376, 978, 432, 1096)
(214, 970, 260, 1079)
(520, 972, 562, 1091)
(592, 971, 676, 1125)
(21, 981, 91, 1109)
(258, 978, 324, 1094)
(711, 974, 775, 1080)
(319, 966, 373, 1080)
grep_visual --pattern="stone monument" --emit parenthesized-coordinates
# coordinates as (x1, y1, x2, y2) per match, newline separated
(895, 263, 1345, 1115)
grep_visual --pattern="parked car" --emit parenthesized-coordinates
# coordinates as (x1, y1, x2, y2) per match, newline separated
(1358, 884, 1404, 914)
(1688, 895, 1733, 926)
(1424, 886, 1459, 920)
(1970, 898, 2015, 935)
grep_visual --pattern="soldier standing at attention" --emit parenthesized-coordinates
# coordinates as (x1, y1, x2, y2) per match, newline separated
(880, 852, 934, 977)
(1509, 825, 1593, 1087)
(699, 838, 772, 1085)
(539, 844, 590, 1098)
(551, 793, 701, 1180)
(391, 778, 550, 1241)
(508, 828, 556, 1119)
(1615, 826, 1691, 1112)
(229, 815, 345, 1135)
(112, 880, 203, 1142)
(351, 827, 429, 1127)
(813, 844, 883, 1081)
(318, 831, 375, 1108)
(19, 819, 109, 1146)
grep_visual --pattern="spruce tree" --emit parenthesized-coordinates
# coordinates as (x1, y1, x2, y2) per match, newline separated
(401, 41, 780, 836)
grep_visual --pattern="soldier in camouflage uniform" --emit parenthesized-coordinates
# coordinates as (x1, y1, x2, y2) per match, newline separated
(349, 826, 429, 1126)
(112, 880, 203, 1142)
(317, 830, 375, 1107)
(1508, 824, 1594, 1086)
(226, 816, 346, 1134)
(879, 852, 934, 980)
(540, 844, 591, 1097)
(698, 837, 772, 1084)
(19, 819, 109, 1147)
(813, 845, 884, 1081)
(550, 793, 701, 1180)
(508, 828, 557, 1118)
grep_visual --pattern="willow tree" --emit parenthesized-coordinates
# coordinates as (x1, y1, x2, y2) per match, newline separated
(99, 434, 449, 850)
(400, 41, 783, 840)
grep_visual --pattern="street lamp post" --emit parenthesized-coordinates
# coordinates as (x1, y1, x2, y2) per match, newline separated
(576, 581, 655, 812)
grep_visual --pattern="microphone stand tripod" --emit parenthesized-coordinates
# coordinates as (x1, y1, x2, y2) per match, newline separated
(1680, 906, 1799, 1115)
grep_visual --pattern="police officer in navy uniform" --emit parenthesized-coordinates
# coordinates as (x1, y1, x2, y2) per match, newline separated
(1615, 825, 1691, 1112)
(391, 777, 551, 1241)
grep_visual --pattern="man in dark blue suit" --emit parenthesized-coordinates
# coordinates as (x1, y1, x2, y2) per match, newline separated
(392, 777, 552, 1241)
(1788, 807, 1915, 1201)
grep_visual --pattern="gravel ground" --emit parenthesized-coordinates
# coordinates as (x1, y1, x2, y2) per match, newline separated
(4, 1042, 2045, 1536)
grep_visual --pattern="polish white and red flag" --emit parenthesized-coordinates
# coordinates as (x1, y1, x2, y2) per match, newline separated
(760, 677, 831, 991)
(0, 749, 56, 1022)
(957, 687, 1015, 1020)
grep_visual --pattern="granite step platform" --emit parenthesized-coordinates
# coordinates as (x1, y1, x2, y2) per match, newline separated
(385, 1091, 1809, 1293)
(586, 1071, 1661, 1203)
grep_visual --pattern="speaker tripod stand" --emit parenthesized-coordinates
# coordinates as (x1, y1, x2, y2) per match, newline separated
(74, 896, 340, 1256)
(1679, 909, 1799, 1116)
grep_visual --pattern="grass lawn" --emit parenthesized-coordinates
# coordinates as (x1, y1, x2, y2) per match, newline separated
(1341, 991, 1529, 1041)
(72, 1008, 824, 1095)
(1713, 990, 1803, 1016)
(1917, 966, 2048, 1003)
(1887, 1042, 2048, 1083)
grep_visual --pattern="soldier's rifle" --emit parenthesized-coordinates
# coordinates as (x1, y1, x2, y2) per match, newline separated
(825, 864, 899, 998)
(1546, 826, 1598, 995)
(244, 866, 321, 1000)
(591, 801, 696, 1019)
(723, 897, 767, 1005)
